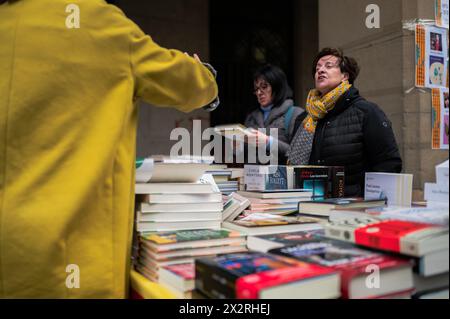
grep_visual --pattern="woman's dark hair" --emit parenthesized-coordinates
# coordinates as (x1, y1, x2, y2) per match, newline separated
(253, 64, 293, 108)
(312, 48, 360, 85)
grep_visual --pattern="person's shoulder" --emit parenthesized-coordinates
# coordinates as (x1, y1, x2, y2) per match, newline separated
(245, 108, 260, 123)
(292, 106, 305, 116)
(350, 89, 386, 117)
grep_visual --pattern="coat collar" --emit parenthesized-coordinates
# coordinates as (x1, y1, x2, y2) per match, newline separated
(265, 99, 294, 125)
(324, 86, 361, 119)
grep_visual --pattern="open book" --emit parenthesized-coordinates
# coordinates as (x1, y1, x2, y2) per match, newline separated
(214, 124, 268, 144)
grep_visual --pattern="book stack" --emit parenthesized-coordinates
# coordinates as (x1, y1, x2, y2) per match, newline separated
(270, 238, 415, 299)
(135, 184, 223, 232)
(134, 229, 248, 295)
(248, 229, 415, 299)
(206, 165, 244, 195)
(220, 189, 323, 236)
(298, 197, 387, 219)
(159, 263, 195, 299)
(195, 252, 341, 299)
(328, 205, 449, 227)
(135, 156, 223, 233)
(324, 218, 449, 298)
(240, 189, 313, 216)
(244, 165, 345, 199)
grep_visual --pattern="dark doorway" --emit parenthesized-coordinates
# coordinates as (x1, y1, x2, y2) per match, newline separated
(209, 0, 295, 127)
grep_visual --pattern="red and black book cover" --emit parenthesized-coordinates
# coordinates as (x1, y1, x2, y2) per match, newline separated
(269, 238, 411, 298)
(195, 252, 336, 299)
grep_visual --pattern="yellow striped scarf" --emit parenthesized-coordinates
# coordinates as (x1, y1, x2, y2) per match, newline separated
(303, 80, 352, 133)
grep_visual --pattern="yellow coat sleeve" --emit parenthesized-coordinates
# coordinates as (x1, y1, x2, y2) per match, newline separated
(130, 27, 218, 112)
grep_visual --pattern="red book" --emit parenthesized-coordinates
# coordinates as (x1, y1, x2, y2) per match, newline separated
(236, 260, 338, 299)
(195, 253, 340, 299)
(354, 220, 448, 256)
(270, 239, 414, 299)
(325, 219, 449, 257)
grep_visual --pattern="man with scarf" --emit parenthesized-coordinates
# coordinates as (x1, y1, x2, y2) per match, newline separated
(288, 48, 402, 197)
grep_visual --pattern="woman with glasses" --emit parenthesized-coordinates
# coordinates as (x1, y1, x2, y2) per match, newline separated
(244, 64, 304, 164)
(287, 48, 402, 196)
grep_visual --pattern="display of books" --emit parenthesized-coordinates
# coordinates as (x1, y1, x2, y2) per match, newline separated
(222, 213, 323, 236)
(269, 239, 414, 299)
(132, 159, 449, 300)
(195, 252, 341, 299)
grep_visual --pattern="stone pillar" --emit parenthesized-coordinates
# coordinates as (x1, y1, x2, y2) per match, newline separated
(294, 0, 319, 106)
(318, 0, 448, 200)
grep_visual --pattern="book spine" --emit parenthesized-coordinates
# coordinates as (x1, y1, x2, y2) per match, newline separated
(354, 225, 422, 256)
(329, 166, 345, 198)
(195, 259, 238, 298)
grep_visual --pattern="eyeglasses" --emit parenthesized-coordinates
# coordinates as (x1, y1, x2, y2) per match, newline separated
(253, 84, 271, 94)
(316, 62, 340, 72)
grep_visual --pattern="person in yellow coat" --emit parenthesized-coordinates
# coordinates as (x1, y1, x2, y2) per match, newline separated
(0, 0, 218, 298)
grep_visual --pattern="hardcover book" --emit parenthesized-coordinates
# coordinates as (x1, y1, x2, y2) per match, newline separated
(247, 229, 326, 252)
(364, 173, 413, 207)
(140, 229, 246, 252)
(269, 239, 414, 299)
(292, 166, 345, 199)
(298, 197, 387, 217)
(324, 219, 449, 257)
(195, 252, 340, 299)
(244, 165, 293, 191)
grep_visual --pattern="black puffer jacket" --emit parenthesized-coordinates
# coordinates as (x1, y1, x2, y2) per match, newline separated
(292, 87, 402, 196)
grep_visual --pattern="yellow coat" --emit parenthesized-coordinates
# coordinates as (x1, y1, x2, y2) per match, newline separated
(0, 0, 218, 298)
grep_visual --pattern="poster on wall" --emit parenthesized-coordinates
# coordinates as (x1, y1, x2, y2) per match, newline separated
(436, 0, 449, 29)
(432, 88, 449, 149)
(416, 25, 449, 89)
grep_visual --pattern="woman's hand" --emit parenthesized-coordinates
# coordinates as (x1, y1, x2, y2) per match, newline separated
(247, 129, 270, 148)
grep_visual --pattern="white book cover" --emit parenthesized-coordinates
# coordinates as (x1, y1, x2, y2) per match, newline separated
(424, 182, 449, 203)
(244, 165, 294, 191)
(436, 160, 449, 191)
(364, 173, 413, 207)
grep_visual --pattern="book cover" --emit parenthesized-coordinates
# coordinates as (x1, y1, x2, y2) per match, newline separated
(328, 166, 345, 198)
(141, 229, 243, 245)
(162, 263, 195, 281)
(195, 252, 338, 299)
(244, 165, 292, 191)
(269, 239, 412, 298)
(364, 173, 413, 207)
(232, 215, 319, 228)
(247, 229, 325, 252)
(325, 219, 449, 257)
(293, 166, 330, 199)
